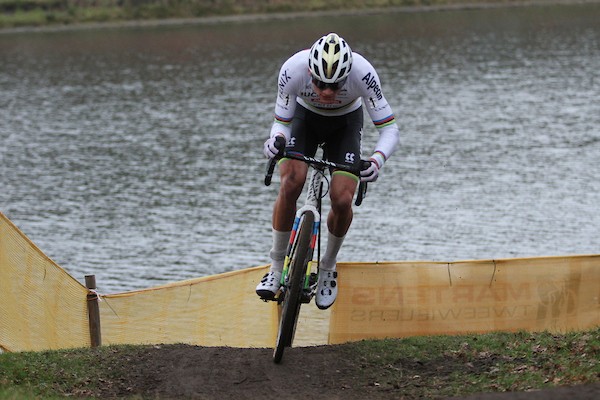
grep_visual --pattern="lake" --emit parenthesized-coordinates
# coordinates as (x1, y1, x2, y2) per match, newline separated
(1, 2, 599, 292)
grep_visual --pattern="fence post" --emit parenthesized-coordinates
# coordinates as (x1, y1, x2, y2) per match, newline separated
(85, 275, 102, 347)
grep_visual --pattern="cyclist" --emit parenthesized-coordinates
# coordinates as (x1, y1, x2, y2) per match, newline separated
(256, 33, 400, 310)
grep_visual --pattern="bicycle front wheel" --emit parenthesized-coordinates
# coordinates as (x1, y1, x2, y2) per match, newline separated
(273, 211, 315, 364)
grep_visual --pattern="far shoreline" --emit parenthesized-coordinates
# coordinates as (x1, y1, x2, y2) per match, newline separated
(1, 0, 599, 35)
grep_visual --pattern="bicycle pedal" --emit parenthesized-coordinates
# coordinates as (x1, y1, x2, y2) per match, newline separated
(301, 287, 316, 303)
(300, 291, 312, 303)
(275, 289, 286, 304)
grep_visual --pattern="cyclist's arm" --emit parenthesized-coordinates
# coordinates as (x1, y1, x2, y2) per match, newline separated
(269, 90, 296, 141)
(362, 79, 400, 167)
(268, 52, 305, 142)
(269, 110, 294, 142)
(352, 54, 400, 167)
(369, 111, 400, 167)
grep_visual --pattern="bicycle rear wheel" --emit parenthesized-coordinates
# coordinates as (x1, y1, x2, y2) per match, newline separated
(273, 211, 315, 363)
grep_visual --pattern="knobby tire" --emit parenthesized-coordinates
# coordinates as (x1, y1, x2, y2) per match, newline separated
(273, 211, 314, 363)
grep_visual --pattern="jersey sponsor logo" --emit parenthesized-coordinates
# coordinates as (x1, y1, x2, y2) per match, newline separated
(370, 98, 389, 112)
(279, 70, 292, 90)
(300, 90, 320, 98)
(362, 72, 383, 100)
(278, 71, 292, 104)
(368, 96, 378, 109)
(277, 93, 290, 106)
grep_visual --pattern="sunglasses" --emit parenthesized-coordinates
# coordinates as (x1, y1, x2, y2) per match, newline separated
(312, 77, 346, 91)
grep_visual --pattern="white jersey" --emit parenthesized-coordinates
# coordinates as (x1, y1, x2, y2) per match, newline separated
(270, 49, 400, 160)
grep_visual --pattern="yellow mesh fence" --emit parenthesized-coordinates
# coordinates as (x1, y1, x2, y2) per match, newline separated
(330, 257, 600, 343)
(0, 212, 90, 352)
(99, 268, 333, 348)
(99, 267, 279, 348)
(1, 211, 599, 353)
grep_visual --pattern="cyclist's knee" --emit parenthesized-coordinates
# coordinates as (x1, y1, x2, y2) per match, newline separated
(330, 188, 354, 213)
(279, 181, 303, 201)
(279, 161, 307, 199)
(330, 174, 357, 212)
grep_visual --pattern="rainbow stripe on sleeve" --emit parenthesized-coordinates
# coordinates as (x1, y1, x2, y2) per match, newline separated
(373, 115, 396, 129)
(274, 114, 293, 126)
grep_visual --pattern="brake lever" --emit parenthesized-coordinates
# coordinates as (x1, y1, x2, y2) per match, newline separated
(355, 182, 367, 206)
(264, 136, 286, 186)
(354, 160, 371, 206)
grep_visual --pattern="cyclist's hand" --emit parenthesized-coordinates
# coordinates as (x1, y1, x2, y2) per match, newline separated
(360, 159, 380, 182)
(263, 135, 286, 159)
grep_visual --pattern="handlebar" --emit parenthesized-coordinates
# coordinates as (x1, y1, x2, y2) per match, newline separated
(264, 137, 369, 206)
(264, 136, 286, 186)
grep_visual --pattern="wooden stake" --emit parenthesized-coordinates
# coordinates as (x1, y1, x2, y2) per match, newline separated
(85, 275, 102, 347)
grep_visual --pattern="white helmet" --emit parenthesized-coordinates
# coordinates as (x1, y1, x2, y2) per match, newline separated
(308, 33, 353, 84)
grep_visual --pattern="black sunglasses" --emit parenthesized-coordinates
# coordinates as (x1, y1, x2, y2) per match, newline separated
(312, 77, 346, 91)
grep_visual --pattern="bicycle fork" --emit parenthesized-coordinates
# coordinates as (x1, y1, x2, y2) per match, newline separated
(279, 206, 320, 303)
(279, 169, 324, 303)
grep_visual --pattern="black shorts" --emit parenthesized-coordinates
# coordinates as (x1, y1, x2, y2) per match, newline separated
(286, 105, 364, 170)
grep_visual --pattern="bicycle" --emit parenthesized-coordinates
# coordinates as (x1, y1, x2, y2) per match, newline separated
(264, 137, 369, 363)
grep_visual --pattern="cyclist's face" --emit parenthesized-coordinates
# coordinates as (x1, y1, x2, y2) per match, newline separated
(312, 78, 344, 104)
(315, 87, 337, 103)
(313, 84, 340, 104)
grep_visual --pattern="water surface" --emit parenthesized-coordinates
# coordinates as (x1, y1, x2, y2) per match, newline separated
(1, 3, 599, 292)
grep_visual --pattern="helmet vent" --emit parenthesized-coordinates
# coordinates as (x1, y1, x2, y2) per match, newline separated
(330, 61, 339, 78)
(308, 33, 353, 83)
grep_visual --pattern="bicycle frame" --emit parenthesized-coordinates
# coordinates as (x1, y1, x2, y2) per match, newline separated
(265, 147, 368, 363)
(269, 150, 367, 295)
(281, 165, 325, 300)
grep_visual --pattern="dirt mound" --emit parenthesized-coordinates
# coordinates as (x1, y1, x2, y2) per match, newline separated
(90, 344, 600, 399)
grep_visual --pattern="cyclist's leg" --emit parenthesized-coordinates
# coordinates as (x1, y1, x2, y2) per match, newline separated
(272, 159, 307, 232)
(258, 106, 316, 299)
(257, 159, 310, 300)
(315, 173, 358, 309)
(327, 173, 359, 237)
(320, 105, 363, 264)
(272, 105, 316, 239)
(315, 107, 363, 309)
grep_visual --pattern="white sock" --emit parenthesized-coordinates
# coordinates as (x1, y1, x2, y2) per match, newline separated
(320, 232, 345, 271)
(269, 229, 291, 273)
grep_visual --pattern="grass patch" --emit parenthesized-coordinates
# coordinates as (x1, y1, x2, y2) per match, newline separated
(0, 0, 568, 29)
(345, 329, 600, 397)
(1, 328, 598, 399)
